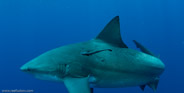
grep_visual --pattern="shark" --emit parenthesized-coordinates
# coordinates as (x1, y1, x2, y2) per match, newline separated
(20, 16, 165, 93)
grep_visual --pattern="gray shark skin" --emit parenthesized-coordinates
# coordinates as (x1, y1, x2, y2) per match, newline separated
(20, 16, 165, 93)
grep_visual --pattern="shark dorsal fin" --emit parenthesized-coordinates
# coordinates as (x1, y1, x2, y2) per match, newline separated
(96, 16, 128, 48)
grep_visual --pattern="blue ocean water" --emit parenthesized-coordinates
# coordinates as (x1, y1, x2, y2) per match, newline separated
(0, 0, 184, 93)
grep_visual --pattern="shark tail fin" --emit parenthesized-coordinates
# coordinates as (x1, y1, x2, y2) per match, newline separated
(147, 78, 160, 92)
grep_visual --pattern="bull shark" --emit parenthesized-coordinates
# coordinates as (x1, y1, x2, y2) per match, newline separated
(20, 16, 165, 93)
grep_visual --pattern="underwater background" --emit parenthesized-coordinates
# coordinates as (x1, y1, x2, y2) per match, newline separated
(0, 0, 184, 93)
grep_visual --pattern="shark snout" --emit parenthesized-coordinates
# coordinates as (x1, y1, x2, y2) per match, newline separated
(20, 62, 34, 72)
(20, 65, 31, 72)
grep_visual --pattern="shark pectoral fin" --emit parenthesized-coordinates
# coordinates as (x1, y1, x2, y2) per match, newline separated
(96, 16, 128, 48)
(133, 40, 155, 57)
(64, 77, 91, 93)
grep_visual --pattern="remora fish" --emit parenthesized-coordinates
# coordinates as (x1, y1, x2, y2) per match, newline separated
(20, 16, 165, 93)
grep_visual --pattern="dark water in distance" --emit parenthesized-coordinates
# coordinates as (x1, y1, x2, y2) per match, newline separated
(0, 0, 184, 93)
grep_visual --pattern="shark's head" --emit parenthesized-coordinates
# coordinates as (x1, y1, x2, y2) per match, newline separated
(20, 46, 79, 82)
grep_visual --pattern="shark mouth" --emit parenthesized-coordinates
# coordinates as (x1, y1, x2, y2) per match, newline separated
(34, 73, 63, 82)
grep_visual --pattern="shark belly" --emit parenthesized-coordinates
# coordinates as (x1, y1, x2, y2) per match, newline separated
(89, 70, 154, 88)
(87, 49, 164, 88)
